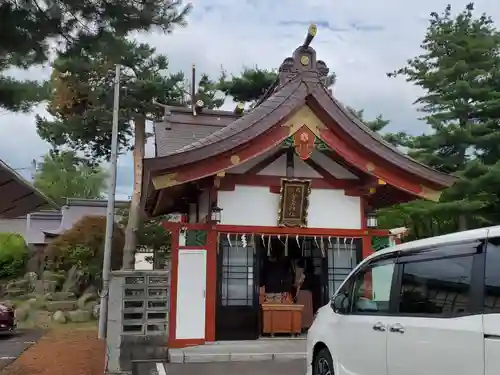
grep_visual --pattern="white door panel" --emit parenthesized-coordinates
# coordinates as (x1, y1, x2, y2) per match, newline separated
(484, 314, 500, 375)
(386, 315, 484, 375)
(175, 249, 207, 339)
(331, 314, 388, 375)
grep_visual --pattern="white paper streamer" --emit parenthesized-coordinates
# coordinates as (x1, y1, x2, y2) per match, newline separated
(336, 237, 341, 261)
(242, 234, 247, 248)
(314, 236, 320, 248)
(349, 237, 355, 267)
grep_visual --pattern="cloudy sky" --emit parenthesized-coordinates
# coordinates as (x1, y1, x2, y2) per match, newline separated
(1, 0, 498, 199)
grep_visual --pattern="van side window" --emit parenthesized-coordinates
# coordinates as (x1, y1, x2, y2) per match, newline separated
(398, 252, 474, 316)
(484, 237, 500, 313)
(350, 258, 397, 314)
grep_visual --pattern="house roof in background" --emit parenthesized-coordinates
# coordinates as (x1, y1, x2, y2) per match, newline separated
(0, 159, 59, 218)
(154, 107, 241, 157)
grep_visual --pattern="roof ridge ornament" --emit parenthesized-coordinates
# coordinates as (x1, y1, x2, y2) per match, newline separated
(278, 24, 329, 87)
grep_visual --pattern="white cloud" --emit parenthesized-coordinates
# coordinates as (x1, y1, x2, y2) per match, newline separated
(1, 0, 499, 196)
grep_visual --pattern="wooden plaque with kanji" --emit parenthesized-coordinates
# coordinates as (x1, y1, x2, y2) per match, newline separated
(278, 179, 311, 227)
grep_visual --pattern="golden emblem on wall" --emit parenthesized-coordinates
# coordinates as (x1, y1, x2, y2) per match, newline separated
(300, 55, 310, 66)
(293, 126, 316, 160)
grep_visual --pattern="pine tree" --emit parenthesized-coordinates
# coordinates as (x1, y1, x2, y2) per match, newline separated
(218, 67, 336, 105)
(0, 0, 191, 112)
(383, 3, 500, 235)
(36, 35, 189, 269)
(346, 107, 410, 147)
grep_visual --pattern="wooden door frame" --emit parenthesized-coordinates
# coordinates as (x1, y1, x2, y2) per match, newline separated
(163, 221, 385, 348)
(215, 233, 260, 341)
(163, 222, 217, 348)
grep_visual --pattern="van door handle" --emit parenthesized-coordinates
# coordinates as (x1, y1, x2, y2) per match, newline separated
(372, 322, 386, 332)
(389, 323, 405, 333)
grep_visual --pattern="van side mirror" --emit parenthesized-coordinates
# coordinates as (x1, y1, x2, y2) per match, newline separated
(331, 293, 350, 314)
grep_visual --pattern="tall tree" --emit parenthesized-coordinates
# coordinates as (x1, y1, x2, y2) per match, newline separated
(346, 107, 410, 147)
(384, 2, 500, 236)
(0, 0, 191, 112)
(218, 67, 336, 105)
(117, 208, 171, 269)
(34, 151, 108, 203)
(37, 34, 188, 269)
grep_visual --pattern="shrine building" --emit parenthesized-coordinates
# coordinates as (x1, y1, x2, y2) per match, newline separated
(141, 26, 455, 348)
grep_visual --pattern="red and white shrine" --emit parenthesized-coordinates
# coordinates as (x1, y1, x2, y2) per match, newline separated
(142, 28, 455, 348)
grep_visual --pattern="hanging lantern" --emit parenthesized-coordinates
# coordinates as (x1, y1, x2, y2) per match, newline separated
(366, 210, 378, 229)
(211, 204, 223, 223)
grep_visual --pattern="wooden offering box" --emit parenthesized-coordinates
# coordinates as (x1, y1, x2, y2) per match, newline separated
(261, 304, 304, 336)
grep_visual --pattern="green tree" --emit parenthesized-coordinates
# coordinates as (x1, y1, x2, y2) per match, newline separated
(383, 2, 500, 237)
(117, 209, 171, 268)
(0, 0, 191, 112)
(34, 151, 108, 203)
(193, 74, 225, 109)
(218, 67, 336, 105)
(36, 31, 190, 269)
(346, 107, 410, 147)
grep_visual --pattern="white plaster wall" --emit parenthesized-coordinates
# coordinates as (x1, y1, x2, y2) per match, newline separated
(0, 218, 27, 237)
(198, 190, 210, 222)
(218, 185, 361, 229)
(26, 217, 61, 243)
(218, 185, 280, 226)
(308, 189, 361, 229)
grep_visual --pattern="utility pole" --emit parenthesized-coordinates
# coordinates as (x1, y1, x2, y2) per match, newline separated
(98, 64, 121, 339)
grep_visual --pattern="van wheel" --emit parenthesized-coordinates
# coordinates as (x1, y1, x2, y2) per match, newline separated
(313, 348, 333, 375)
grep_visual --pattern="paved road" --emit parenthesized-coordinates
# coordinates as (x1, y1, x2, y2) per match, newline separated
(0, 329, 44, 370)
(136, 359, 306, 375)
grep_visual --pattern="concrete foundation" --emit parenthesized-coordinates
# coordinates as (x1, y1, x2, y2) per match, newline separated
(169, 338, 306, 364)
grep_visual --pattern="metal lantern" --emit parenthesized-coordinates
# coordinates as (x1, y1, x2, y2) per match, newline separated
(366, 211, 378, 229)
(211, 205, 222, 223)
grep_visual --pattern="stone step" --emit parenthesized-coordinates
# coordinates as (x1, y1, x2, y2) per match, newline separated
(169, 350, 306, 364)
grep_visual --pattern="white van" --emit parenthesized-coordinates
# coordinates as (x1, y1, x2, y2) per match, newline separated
(306, 226, 500, 375)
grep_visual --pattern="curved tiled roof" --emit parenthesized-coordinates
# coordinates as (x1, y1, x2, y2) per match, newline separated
(145, 43, 456, 189)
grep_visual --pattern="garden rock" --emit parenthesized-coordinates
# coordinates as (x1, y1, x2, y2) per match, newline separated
(45, 292, 76, 301)
(68, 309, 92, 323)
(77, 291, 98, 309)
(15, 306, 29, 322)
(5, 288, 25, 298)
(0, 300, 13, 308)
(52, 310, 67, 324)
(24, 272, 38, 290)
(93, 304, 100, 319)
(6, 279, 29, 290)
(26, 297, 45, 309)
(45, 300, 77, 312)
(34, 280, 57, 294)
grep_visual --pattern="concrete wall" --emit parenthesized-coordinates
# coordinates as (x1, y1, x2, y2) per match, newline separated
(106, 270, 170, 374)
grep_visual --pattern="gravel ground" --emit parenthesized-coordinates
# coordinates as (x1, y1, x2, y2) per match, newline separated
(0, 329, 45, 371)
(0, 329, 104, 375)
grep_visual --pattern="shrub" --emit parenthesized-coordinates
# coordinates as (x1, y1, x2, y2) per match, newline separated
(0, 233, 30, 279)
(44, 215, 124, 278)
